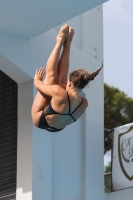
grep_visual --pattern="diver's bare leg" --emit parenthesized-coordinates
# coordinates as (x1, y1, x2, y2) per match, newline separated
(57, 27, 74, 89)
(44, 24, 69, 85)
(31, 25, 69, 126)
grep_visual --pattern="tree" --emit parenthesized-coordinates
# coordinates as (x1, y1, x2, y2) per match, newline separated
(104, 83, 133, 154)
(104, 162, 111, 192)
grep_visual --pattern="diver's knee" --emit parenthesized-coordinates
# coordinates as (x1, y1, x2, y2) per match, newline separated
(57, 78, 67, 89)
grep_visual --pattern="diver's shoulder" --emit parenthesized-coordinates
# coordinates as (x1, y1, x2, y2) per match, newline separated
(53, 85, 65, 93)
(82, 97, 89, 108)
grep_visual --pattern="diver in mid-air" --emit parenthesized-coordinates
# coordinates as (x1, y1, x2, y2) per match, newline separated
(31, 24, 102, 132)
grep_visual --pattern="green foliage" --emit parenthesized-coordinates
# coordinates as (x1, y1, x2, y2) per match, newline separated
(103, 84, 133, 192)
(105, 162, 111, 173)
(104, 162, 111, 193)
(104, 83, 133, 154)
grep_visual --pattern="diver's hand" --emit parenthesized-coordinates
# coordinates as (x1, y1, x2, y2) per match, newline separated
(34, 68, 46, 81)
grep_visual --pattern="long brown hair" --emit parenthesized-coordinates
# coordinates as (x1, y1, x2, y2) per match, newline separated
(69, 63, 103, 89)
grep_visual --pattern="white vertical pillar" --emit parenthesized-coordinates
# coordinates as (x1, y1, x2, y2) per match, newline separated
(32, 87, 53, 200)
(84, 7, 105, 199)
(17, 80, 33, 200)
(32, 6, 105, 200)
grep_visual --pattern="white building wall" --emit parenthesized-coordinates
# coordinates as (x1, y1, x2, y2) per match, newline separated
(31, 7, 107, 200)
(109, 188, 133, 200)
(17, 81, 33, 200)
(31, 7, 106, 200)
(0, 6, 115, 200)
(1, 2, 133, 199)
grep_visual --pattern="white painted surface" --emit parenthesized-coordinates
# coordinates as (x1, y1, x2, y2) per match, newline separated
(0, 53, 32, 84)
(32, 7, 105, 200)
(17, 81, 33, 200)
(0, 34, 31, 80)
(109, 187, 133, 200)
(112, 123, 133, 191)
(32, 115, 53, 200)
(0, 5, 122, 200)
(0, 0, 108, 38)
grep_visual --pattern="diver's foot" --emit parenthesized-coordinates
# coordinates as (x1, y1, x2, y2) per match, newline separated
(64, 27, 74, 47)
(56, 24, 69, 44)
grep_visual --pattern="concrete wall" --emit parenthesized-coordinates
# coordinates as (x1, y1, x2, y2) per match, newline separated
(109, 188, 133, 200)
(0, 6, 107, 200)
(32, 7, 105, 200)
(1, 2, 132, 199)
(0, 0, 108, 38)
(17, 81, 33, 200)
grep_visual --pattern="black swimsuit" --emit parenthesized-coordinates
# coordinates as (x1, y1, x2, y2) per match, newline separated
(39, 91, 83, 132)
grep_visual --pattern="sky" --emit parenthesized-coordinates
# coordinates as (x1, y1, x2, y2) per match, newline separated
(103, 0, 133, 166)
(103, 0, 133, 98)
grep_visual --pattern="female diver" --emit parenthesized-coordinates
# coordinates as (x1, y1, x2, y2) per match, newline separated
(31, 24, 102, 132)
